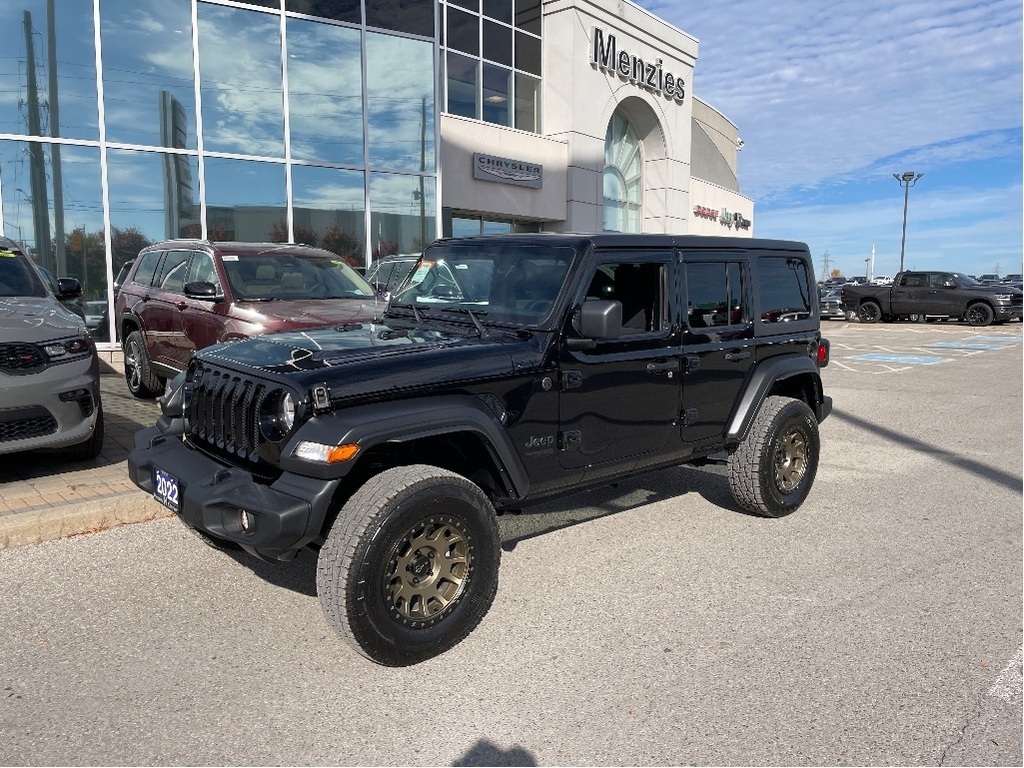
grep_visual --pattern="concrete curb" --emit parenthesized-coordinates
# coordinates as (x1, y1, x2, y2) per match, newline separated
(0, 492, 174, 550)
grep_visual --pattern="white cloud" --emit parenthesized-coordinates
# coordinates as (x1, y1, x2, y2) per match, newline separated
(639, 0, 1022, 198)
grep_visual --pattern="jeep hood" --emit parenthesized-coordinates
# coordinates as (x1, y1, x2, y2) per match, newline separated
(201, 321, 524, 398)
(0, 296, 87, 342)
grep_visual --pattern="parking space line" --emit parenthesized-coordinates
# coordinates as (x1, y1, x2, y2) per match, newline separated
(850, 353, 950, 365)
(926, 341, 1010, 351)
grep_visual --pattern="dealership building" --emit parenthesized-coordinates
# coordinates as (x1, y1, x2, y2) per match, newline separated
(0, 0, 753, 351)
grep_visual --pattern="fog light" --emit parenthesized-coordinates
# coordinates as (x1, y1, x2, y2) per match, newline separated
(239, 510, 255, 532)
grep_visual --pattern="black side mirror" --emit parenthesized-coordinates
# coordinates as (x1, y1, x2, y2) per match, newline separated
(184, 281, 219, 299)
(56, 277, 83, 299)
(568, 299, 622, 350)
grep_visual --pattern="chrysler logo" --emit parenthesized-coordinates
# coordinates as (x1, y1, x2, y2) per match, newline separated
(473, 153, 544, 189)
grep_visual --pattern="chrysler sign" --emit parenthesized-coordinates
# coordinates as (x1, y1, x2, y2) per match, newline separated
(592, 27, 686, 104)
(473, 153, 543, 188)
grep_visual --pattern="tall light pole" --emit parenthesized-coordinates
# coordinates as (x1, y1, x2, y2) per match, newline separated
(893, 171, 923, 273)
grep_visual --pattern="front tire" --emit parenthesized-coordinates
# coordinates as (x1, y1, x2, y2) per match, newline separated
(965, 302, 994, 327)
(123, 330, 163, 398)
(317, 465, 501, 666)
(728, 396, 820, 518)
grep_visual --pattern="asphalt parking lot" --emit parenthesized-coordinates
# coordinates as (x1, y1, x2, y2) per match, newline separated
(0, 319, 1020, 766)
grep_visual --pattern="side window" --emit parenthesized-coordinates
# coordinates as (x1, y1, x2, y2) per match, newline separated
(903, 273, 926, 288)
(132, 251, 164, 287)
(758, 257, 812, 323)
(585, 261, 666, 334)
(185, 251, 222, 294)
(685, 262, 747, 328)
(156, 249, 191, 294)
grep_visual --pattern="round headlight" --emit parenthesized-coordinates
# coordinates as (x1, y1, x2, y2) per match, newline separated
(276, 391, 296, 433)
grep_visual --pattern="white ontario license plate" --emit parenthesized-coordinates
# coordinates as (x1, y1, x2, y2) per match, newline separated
(153, 467, 180, 512)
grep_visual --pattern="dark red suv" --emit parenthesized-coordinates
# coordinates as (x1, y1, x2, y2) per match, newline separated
(115, 240, 380, 397)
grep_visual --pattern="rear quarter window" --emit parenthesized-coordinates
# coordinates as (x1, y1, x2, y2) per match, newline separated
(757, 256, 814, 325)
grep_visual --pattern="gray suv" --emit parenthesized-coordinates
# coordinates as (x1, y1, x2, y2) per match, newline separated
(0, 238, 104, 460)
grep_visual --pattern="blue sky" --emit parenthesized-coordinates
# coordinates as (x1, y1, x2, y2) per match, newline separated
(638, 0, 1023, 278)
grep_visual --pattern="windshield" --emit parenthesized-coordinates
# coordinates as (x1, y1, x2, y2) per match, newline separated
(390, 243, 576, 326)
(953, 273, 981, 286)
(222, 250, 375, 301)
(0, 247, 48, 298)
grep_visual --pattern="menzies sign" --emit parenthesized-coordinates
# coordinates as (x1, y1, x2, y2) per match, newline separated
(592, 27, 686, 104)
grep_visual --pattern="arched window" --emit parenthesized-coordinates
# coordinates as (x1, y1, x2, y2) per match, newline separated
(603, 112, 642, 232)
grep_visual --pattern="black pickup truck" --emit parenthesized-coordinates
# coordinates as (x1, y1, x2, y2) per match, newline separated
(128, 233, 832, 666)
(841, 270, 1023, 325)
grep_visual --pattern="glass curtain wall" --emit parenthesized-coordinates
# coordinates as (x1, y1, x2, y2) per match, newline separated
(0, 0, 437, 347)
(441, 0, 541, 132)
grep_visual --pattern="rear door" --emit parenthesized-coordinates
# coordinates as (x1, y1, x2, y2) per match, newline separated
(680, 255, 755, 445)
(558, 250, 681, 470)
(145, 249, 192, 369)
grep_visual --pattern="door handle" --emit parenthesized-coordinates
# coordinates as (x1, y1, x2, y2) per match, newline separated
(176, 302, 188, 310)
(646, 360, 678, 375)
(724, 351, 751, 362)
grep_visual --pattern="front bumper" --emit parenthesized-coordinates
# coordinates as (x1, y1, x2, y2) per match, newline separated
(994, 304, 1022, 321)
(129, 427, 340, 560)
(0, 354, 101, 455)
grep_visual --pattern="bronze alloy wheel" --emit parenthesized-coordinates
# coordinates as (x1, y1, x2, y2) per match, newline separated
(727, 395, 820, 518)
(773, 426, 808, 493)
(317, 464, 501, 666)
(385, 517, 470, 623)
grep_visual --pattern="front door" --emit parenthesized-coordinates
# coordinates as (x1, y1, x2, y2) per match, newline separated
(558, 253, 681, 470)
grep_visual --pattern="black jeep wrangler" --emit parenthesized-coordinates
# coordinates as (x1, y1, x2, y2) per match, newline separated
(128, 234, 831, 666)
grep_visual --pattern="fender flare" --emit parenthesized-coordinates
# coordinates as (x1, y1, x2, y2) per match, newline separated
(727, 355, 826, 442)
(279, 394, 530, 499)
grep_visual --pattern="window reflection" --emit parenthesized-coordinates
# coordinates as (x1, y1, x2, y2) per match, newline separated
(366, 34, 435, 172)
(446, 52, 478, 120)
(203, 157, 286, 241)
(0, 0, 98, 141)
(369, 173, 435, 256)
(0, 140, 109, 336)
(287, 19, 363, 165)
(483, 20, 512, 66)
(197, 4, 284, 157)
(366, 0, 434, 37)
(446, 7, 479, 56)
(286, 0, 361, 24)
(100, 0, 196, 148)
(291, 165, 366, 266)
(482, 64, 510, 126)
(107, 149, 199, 246)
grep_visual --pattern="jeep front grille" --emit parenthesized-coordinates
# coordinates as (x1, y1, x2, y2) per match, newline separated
(0, 406, 58, 443)
(0, 343, 47, 374)
(186, 361, 268, 467)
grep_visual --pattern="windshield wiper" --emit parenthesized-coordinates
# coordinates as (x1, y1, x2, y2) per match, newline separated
(386, 300, 425, 324)
(441, 306, 488, 337)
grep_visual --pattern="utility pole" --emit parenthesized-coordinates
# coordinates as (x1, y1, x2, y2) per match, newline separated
(821, 249, 832, 279)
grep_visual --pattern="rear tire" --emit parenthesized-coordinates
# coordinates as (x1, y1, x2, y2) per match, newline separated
(728, 396, 820, 518)
(317, 465, 501, 666)
(123, 330, 163, 398)
(857, 301, 882, 323)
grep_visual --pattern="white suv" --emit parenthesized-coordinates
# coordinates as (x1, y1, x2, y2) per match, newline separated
(0, 238, 104, 460)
